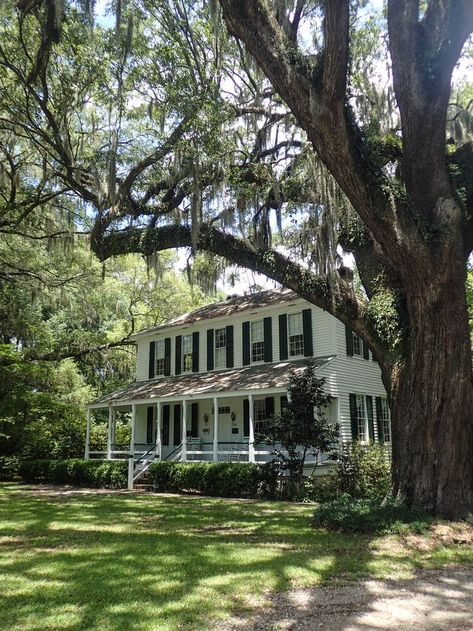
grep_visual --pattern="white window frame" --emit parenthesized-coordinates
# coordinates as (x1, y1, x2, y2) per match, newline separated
(251, 320, 265, 363)
(182, 334, 193, 373)
(254, 399, 267, 433)
(379, 397, 391, 443)
(155, 339, 166, 376)
(214, 327, 227, 369)
(355, 394, 369, 442)
(288, 312, 304, 357)
(352, 331, 363, 357)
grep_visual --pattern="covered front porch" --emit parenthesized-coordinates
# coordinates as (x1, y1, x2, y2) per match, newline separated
(85, 357, 336, 488)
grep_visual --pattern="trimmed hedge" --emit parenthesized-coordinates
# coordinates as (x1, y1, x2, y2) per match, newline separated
(18, 459, 127, 489)
(148, 461, 278, 499)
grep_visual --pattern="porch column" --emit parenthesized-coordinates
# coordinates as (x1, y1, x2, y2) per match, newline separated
(248, 394, 255, 463)
(182, 400, 187, 462)
(107, 407, 114, 460)
(85, 408, 91, 459)
(128, 403, 137, 490)
(156, 401, 162, 460)
(213, 396, 218, 461)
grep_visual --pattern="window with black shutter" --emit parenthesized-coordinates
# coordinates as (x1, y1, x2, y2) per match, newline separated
(162, 405, 170, 446)
(173, 405, 181, 446)
(148, 341, 155, 379)
(207, 329, 214, 371)
(214, 327, 227, 368)
(226, 325, 234, 368)
(155, 340, 166, 376)
(191, 403, 199, 438)
(146, 406, 154, 444)
(175, 336, 182, 375)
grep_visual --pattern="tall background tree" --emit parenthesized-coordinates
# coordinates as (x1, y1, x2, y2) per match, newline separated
(2, 0, 473, 516)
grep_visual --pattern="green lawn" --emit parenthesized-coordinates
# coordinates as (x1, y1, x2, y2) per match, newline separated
(1, 483, 472, 630)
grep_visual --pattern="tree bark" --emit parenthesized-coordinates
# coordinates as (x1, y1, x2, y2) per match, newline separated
(390, 255, 473, 518)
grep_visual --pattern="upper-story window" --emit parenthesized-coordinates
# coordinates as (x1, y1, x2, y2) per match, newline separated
(352, 331, 363, 357)
(215, 328, 226, 369)
(251, 320, 265, 362)
(155, 340, 166, 376)
(182, 334, 193, 373)
(288, 312, 304, 357)
(346, 325, 369, 359)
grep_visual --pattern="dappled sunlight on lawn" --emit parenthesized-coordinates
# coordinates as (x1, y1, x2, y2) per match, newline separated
(1, 483, 472, 630)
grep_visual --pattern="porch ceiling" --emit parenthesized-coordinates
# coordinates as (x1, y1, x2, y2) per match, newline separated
(88, 356, 335, 407)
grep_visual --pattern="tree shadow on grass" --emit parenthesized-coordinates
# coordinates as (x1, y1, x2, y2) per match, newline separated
(0, 484, 472, 631)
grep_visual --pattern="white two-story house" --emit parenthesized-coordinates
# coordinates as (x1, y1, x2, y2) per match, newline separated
(86, 288, 391, 487)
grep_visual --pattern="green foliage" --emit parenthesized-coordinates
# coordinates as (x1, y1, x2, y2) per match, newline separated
(313, 497, 431, 534)
(257, 364, 336, 490)
(467, 268, 473, 343)
(0, 456, 20, 480)
(148, 461, 278, 499)
(18, 459, 127, 489)
(297, 441, 391, 503)
(365, 284, 405, 353)
(334, 441, 391, 501)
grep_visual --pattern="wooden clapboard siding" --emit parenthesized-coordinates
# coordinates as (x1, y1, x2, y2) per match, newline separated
(132, 296, 386, 443)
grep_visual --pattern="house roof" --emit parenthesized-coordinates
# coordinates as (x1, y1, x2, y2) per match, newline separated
(88, 356, 335, 407)
(129, 288, 300, 339)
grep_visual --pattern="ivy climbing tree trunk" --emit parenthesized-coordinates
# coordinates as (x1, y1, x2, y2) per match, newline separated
(390, 252, 473, 517)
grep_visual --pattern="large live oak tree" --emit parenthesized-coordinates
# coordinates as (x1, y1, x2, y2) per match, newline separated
(5, 0, 473, 516)
(209, 0, 473, 518)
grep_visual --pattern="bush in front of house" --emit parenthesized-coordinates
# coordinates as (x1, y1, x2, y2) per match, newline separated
(297, 441, 391, 503)
(148, 461, 278, 499)
(312, 496, 431, 534)
(18, 459, 127, 488)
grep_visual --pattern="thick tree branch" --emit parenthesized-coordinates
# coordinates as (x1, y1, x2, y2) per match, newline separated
(218, 1, 407, 268)
(388, 0, 473, 219)
(93, 222, 386, 359)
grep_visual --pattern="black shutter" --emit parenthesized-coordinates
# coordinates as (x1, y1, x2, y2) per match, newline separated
(375, 397, 384, 442)
(148, 341, 155, 379)
(264, 317, 272, 363)
(279, 314, 288, 360)
(242, 321, 250, 365)
(164, 338, 171, 376)
(191, 402, 199, 438)
(192, 332, 199, 372)
(280, 395, 288, 410)
(146, 406, 154, 444)
(175, 336, 182, 375)
(349, 393, 358, 440)
(363, 340, 370, 360)
(226, 325, 234, 368)
(243, 399, 249, 437)
(345, 326, 354, 356)
(207, 329, 214, 371)
(366, 396, 375, 441)
(302, 309, 313, 357)
(162, 405, 170, 446)
(265, 396, 275, 418)
(173, 404, 181, 446)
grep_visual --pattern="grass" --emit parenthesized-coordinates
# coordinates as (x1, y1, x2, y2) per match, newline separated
(1, 483, 472, 630)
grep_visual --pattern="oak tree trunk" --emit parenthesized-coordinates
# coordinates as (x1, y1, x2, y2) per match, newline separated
(388, 255, 473, 518)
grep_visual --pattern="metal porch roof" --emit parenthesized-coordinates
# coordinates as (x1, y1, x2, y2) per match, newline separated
(88, 356, 335, 407)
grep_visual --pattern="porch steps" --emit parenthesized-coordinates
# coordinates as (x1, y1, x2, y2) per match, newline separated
(133, 472, 154, 492)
